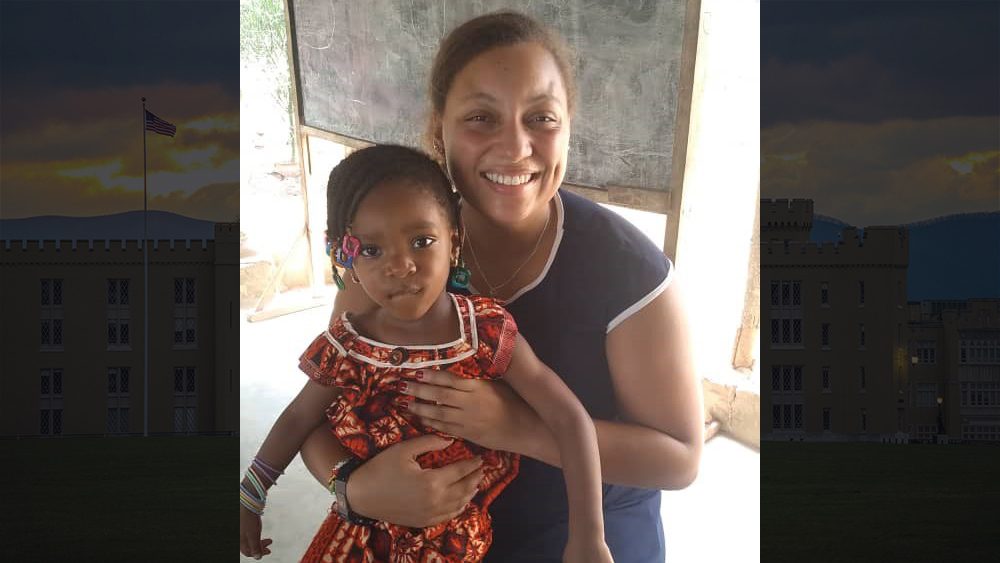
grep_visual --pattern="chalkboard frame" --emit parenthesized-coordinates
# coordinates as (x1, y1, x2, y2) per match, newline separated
(282, 0, 701, 258)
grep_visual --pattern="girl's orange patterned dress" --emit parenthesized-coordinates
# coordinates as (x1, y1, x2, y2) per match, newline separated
(298, 294, 520, 563)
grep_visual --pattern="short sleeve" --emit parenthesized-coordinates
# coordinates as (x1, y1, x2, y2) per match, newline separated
(600, 213, 674, 333)
(297, 329, 359, 390)
(463, 296, 519, 378)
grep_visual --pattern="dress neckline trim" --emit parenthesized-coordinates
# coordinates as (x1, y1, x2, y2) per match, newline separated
(340, 293, 468, 349)
(324, 293, 480, 369)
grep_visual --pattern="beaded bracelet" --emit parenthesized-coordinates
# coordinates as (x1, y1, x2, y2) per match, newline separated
(240, 456, 284, 516)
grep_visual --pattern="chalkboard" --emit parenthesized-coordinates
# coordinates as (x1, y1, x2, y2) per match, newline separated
(288, 0, 688, 193)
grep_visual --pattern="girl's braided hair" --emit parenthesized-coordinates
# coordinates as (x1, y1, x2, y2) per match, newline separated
(326, 144, 460, 244)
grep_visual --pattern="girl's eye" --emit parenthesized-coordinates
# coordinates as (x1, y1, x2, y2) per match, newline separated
(359, 245, 381, 258)
(412, 236, 436, 249)
(467, 114, 492, 123)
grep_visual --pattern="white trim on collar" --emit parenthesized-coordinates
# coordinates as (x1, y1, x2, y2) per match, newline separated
(324, 294, 480, 369)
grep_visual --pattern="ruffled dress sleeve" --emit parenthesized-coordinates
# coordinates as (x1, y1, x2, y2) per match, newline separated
(296, 319, 365, 397)
(461, 295, 519, 379)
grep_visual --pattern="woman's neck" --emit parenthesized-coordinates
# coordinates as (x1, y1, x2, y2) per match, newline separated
(462, 198, 554, 256)
(461, 195, 558, 299)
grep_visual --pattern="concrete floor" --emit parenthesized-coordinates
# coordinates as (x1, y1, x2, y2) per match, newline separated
(239, 289, 759, 563)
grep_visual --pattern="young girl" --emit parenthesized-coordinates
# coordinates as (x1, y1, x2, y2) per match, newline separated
(239, 144, 613, 563)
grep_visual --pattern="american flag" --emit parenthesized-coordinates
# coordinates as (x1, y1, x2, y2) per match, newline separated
(145, 110, 176, 137)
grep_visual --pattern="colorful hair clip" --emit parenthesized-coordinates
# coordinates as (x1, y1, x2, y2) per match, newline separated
(341, 228, 361, 260)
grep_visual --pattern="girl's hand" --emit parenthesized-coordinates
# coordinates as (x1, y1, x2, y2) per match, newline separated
(402, 369, 541, 454)
(564, 538, 614, 563)
(239, 505, 273, 559)
(347, 434, 485, 528)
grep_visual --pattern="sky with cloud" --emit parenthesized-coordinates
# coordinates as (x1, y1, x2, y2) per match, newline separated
(0, 1, 238, 222)
(761, 0, 999, 226)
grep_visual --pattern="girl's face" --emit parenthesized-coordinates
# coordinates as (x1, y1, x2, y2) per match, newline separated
(437, 42, 571, 226)
(348, 180, 458, 322)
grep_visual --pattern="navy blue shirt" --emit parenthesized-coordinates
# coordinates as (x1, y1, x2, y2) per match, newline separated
(461, 190, 674, 563)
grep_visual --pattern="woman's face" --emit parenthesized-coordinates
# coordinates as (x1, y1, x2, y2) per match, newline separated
(438, 42, 571, 226)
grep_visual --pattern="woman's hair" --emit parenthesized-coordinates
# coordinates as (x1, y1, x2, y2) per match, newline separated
(424, 11, 577, 155)
(326, 144, 460, 242)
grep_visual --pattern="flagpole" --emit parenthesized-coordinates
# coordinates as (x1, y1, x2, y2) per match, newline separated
(142, 97, 149, 438)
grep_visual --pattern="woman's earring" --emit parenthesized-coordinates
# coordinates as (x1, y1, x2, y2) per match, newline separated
(448, 254, 470, 291)
(350, 268, 361, 284)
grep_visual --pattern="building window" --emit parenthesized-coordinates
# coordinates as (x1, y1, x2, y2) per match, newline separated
(770, 281, 803, 348)
(916, 384, 938, 407)
(962, 424, 1000, 441)
(858, 280, 865, 306)
(822, 366, 831, 392)
(173, 278, 197, 348)
(960, 382, 1000, 408)
(823, 408, 831, 431)
(772, 402, 803, 431)
(772, 365, 803, 393)
(859, 324, 866, 349)
(913, 341, 936, 364)
(821, 323, 831, 349)
(861, 409, 867, 433)
(40, 368, 64, 435)
(915, 425, 936, 442)
(860, 366, 866, 392)
(173, 367, 197, 433)
(107, 279, 131, 349)
(820, 282, 829, 306)
(40, 279, 64, 350)
(959, 337, 1000, 365)
(107, 367, 130, 434)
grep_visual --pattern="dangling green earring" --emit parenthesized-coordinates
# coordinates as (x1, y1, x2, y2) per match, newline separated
(448, 255, 471, 291)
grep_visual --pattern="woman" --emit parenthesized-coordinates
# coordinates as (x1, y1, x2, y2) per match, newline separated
(300, 11, 702, 562)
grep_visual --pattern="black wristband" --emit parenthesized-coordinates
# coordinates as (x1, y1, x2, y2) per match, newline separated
(333, 457, 376, 526)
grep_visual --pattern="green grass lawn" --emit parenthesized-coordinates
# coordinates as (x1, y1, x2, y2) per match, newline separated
(3, 436, 235, 562)
(762, 442, 1000, 562)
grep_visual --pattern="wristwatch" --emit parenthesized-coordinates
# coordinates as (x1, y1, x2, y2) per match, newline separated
(331, 456, 376, 526)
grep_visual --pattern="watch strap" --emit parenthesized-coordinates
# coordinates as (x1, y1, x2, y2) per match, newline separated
(332, 456, 376, 526)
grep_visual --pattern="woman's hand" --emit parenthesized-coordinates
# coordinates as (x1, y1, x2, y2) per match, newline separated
(347, 434, 485, 528)
(402, 370, 543, 455)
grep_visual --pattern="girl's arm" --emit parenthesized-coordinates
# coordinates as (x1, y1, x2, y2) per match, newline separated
(503, 333, 610, 559)
(241, 380, 341, 558)
(252, 380, 341, 475)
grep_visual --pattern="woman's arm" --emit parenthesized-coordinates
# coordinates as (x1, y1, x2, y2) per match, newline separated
(533, 278, 702, 488)
(502, 334, 609, 558)
(408, 279, 703, 490)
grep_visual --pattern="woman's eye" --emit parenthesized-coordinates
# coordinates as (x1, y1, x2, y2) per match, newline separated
(467, 114, 491, 123)
(412, 236, 436, 249)
(359, 245, 380, 258)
